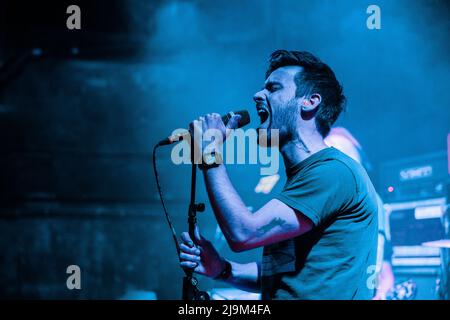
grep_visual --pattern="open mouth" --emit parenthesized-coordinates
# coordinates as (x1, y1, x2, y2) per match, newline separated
(257, 106, 270, 125)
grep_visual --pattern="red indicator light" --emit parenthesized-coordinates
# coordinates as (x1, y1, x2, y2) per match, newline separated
(388, 186, 394, 193)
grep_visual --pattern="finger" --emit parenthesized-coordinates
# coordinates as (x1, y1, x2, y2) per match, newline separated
(203, 113, 220, 127)
(180, 261, 198, 269)
(193, 224, 203, 243)
(225, 114, 241, 130)
(181, 232, 194, 247)
(210, 113, 222, 122)
(210, 113, 223, 124)
(204, 113, 212, 123)
(180, 252, 201, 262)
(180, 243, 201, 255)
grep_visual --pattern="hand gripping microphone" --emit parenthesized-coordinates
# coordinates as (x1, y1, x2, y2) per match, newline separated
(157, 110, 250, 146)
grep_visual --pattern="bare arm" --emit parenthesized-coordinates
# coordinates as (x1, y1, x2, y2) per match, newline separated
(190, 113, 312, 251)
(202, 164, 313, 252)
(179, 230, 260, 292)
(222, 260, 261, 293)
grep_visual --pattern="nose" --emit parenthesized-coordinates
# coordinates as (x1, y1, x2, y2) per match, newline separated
(253, 89, 266, 104)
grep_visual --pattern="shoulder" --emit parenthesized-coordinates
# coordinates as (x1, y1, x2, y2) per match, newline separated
(301, 149, 359, 189)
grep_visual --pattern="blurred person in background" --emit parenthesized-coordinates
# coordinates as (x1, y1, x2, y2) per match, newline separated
(325, 127, 395, 300)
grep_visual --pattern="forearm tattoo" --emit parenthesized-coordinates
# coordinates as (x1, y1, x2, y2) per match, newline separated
(257, 217, 286, 235)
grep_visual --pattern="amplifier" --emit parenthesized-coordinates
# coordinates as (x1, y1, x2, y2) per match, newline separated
(385, 198, 446, 269)
(380, 151, 448, 202)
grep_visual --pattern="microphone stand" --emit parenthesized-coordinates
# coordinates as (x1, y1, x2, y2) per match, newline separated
(181, 140, 210, 300)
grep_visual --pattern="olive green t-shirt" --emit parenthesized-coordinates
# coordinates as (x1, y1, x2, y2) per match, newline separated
(261, 147, 378, 300)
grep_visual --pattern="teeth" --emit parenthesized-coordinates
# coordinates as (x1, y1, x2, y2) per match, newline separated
(258, 109, 268, 115)
(257, 109, 269, 124)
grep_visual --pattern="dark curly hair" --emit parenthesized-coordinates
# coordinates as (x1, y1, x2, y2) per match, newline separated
(266, 50, 346, 137)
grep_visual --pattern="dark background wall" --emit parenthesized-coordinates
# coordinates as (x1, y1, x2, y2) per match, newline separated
(0, 0, 449, 299)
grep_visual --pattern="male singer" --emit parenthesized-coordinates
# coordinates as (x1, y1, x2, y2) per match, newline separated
(179, 50, 378, 299)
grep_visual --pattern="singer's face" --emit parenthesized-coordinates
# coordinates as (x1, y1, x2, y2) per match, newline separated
(253, 66, 303, 146)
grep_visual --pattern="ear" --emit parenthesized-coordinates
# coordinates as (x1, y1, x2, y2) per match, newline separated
(301, 93, 322, 112)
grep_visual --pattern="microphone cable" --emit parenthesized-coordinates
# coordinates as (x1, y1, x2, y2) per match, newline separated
(152, 143, 181, 256)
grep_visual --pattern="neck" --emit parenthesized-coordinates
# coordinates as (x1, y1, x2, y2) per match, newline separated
(280, 127, 328, 170)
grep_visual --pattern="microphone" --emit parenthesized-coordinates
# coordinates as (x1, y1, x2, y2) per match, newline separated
(157, 110, 250, 146)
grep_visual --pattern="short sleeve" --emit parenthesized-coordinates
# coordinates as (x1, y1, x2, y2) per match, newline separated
(275, 160, 357, 226)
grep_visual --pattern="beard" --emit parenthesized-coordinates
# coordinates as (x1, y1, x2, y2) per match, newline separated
(258, 99, 300, 148)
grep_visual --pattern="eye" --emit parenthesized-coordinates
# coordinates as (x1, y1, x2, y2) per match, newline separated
(266, 84, 280, 92)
